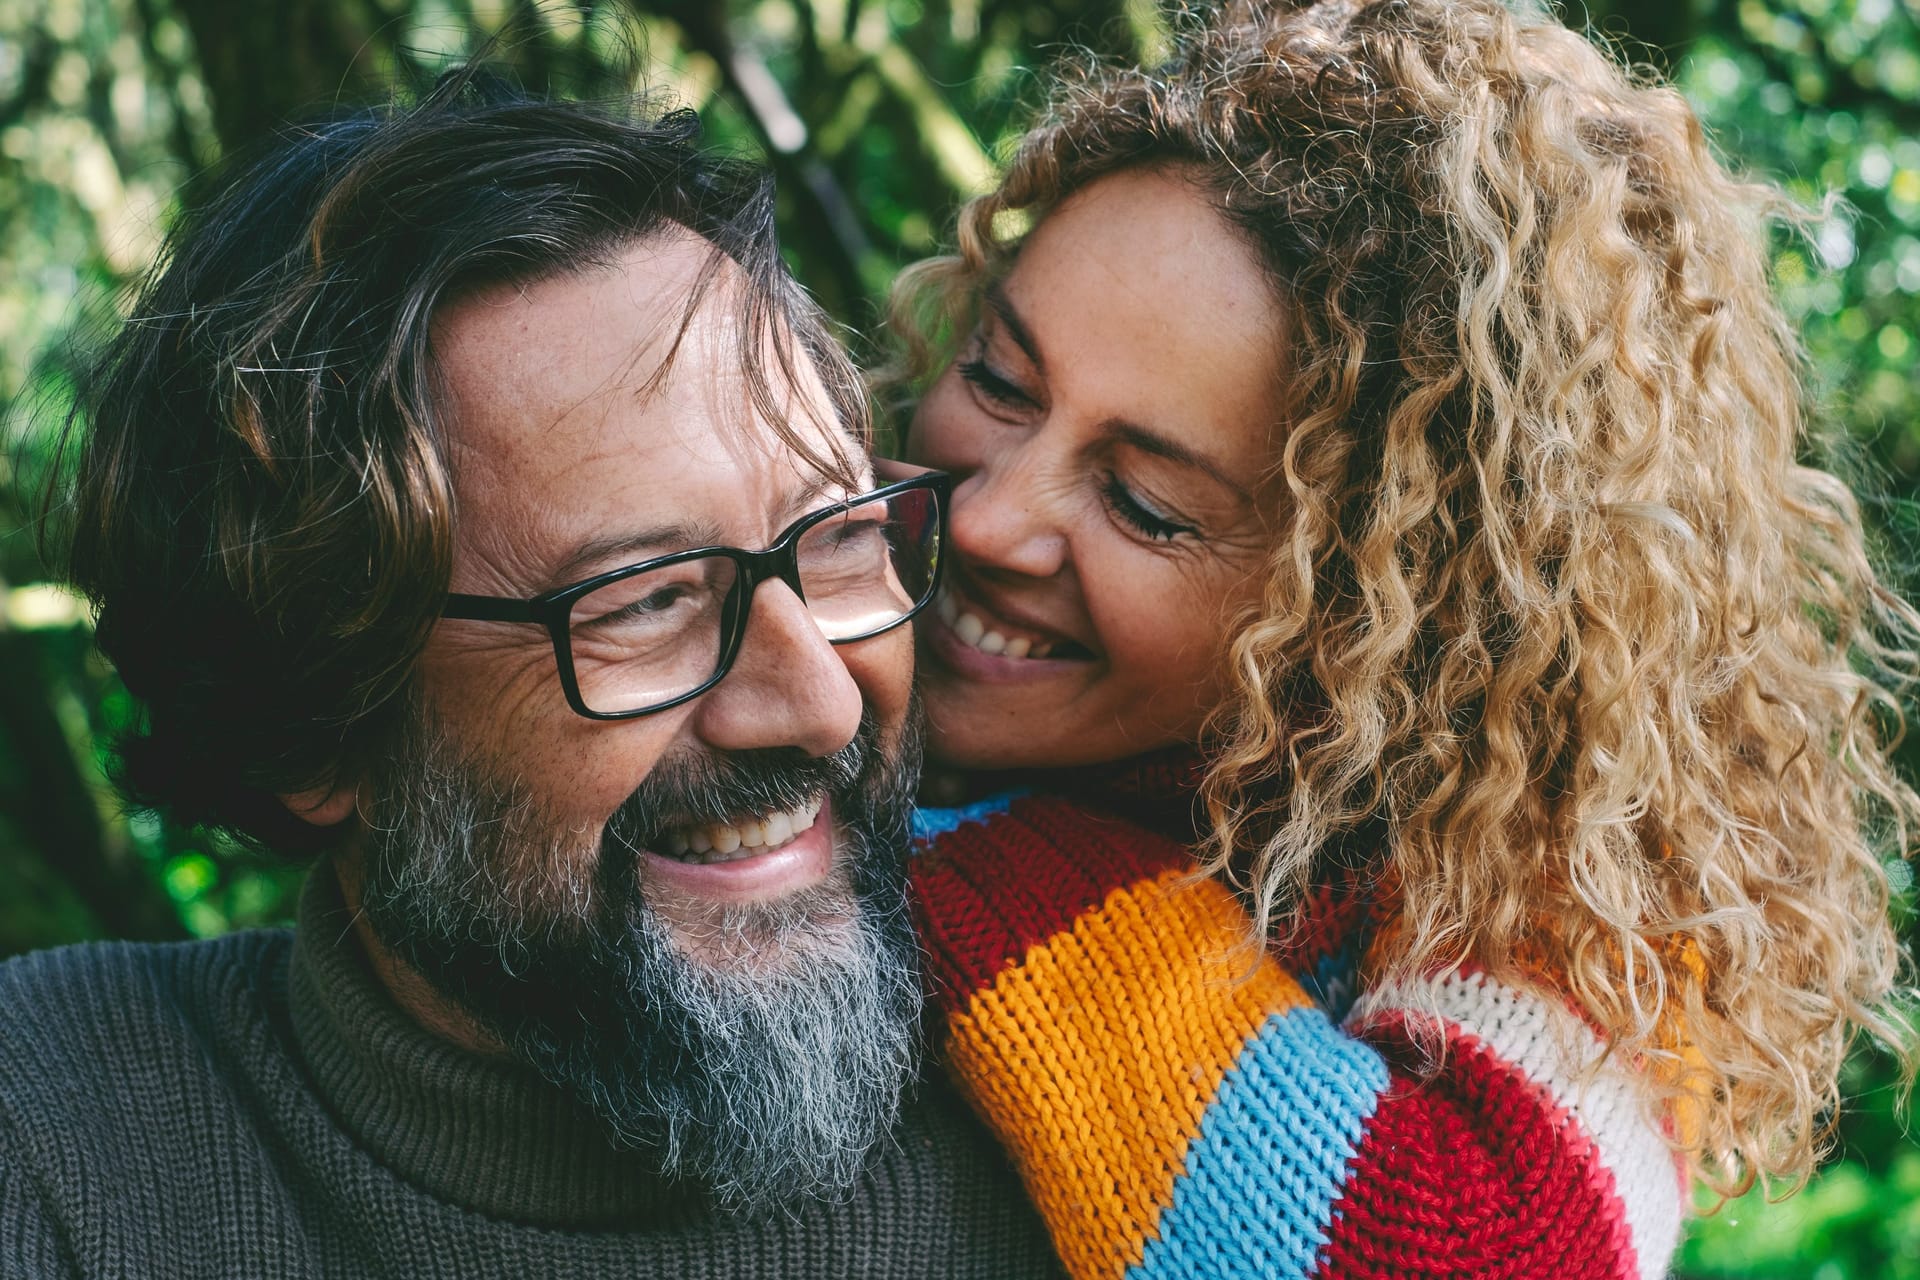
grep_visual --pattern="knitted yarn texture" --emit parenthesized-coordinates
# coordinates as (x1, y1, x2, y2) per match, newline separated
(908, 791, 1688, 1280)
(0, 867, 1063, 1279)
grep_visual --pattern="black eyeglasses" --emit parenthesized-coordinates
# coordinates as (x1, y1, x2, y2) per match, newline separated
(440, 472, 948, 720)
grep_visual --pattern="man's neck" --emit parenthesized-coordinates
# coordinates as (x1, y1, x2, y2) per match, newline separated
(330, 851, 505, 1056)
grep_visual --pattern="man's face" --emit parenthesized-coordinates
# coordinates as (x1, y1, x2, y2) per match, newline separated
(349, 232, 920, 1208)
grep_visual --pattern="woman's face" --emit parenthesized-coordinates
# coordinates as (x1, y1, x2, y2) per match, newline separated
(907, 167, 1285, 770)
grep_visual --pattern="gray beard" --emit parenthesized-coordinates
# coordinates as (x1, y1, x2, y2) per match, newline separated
(354, 708, 924, 1212)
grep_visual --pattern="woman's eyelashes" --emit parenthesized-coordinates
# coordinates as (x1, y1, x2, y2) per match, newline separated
(1100, 473, 1198, 542)
(956, 354, 1036, 412)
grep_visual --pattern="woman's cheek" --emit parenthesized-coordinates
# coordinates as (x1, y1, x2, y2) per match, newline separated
(907, 377, 984, 471)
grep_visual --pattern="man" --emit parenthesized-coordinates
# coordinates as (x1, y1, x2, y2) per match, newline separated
(0, 76, 1059, 1277)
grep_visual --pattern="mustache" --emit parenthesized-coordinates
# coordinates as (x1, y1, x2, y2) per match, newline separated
(602, 723, 872, 850)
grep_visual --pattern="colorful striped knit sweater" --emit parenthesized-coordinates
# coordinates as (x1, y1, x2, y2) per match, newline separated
(908, 787, 1688, 1280)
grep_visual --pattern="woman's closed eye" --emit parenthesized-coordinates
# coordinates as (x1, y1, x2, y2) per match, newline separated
(1100, 472, 1198, 542)
(957, 353, 1037, 413)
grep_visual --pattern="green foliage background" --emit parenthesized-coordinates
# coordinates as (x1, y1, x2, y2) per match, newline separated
(1, 0, 1916, 1272)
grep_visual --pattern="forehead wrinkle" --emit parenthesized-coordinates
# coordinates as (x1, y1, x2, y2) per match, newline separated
(549, 265, 707, 436)
(433, 292, 682, 478)
(680, 310, 862, 504)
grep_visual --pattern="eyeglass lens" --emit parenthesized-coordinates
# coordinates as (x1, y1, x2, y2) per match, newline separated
(565, 483, 940, 715)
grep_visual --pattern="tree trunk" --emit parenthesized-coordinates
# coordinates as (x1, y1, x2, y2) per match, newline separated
(170, 0, 388, 153)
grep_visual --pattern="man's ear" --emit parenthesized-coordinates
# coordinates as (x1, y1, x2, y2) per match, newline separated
(279, 783, 358, 829)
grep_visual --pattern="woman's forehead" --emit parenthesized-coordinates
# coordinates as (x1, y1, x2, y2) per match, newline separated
(1000, 169, 1286, 467)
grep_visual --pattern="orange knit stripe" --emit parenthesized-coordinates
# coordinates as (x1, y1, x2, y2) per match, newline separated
(945, 868, 1315, 1280)
(1657, 936, 1713, 1153)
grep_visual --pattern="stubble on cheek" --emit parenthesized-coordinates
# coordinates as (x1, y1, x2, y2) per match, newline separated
(413, 770, 608, 949)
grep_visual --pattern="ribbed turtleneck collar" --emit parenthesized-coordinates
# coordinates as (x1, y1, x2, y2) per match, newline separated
(287, 864, 705, 1229)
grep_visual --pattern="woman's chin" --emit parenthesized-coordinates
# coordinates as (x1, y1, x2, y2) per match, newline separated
(919, 717, 1047, 773)
(918, 630, 1096, 768)
(921, 709, 1074, 773)
(918, 691, 1185, 776)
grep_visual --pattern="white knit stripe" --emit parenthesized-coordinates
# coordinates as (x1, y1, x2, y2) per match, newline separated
(1347, 970, 1686, 1279)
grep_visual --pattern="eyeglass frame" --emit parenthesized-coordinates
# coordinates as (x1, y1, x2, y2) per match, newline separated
(438, 471, 949, 722)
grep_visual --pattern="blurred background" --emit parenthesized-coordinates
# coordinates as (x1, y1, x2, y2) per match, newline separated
(0, 0, 1916, 1272)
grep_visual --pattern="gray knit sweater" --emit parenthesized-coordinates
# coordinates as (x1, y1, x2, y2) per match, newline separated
(0, 869, 1062, 1278)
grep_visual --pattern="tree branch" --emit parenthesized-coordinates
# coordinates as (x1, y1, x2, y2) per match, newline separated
(640, 0, 873, 316)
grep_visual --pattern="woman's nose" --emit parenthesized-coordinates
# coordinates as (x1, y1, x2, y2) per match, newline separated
(946, 450, 1070, 581)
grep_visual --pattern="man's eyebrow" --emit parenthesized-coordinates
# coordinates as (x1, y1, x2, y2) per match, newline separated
(546, 472, 857, 587)
(983, 280, 1044, 373)
(551, 521, 726, 585)
(1104, 419, 1252, 498)
(777, 469, 855, 523)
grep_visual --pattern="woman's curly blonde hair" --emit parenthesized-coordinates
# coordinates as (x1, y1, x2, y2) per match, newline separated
(888, 0, 1920, 1193)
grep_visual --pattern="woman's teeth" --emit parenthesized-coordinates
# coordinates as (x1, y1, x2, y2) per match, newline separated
(661, 797, 824, 865)
(935, 589, 1051, 659)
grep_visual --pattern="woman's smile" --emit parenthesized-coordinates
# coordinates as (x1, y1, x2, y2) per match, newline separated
(931, 580, 1091, 660)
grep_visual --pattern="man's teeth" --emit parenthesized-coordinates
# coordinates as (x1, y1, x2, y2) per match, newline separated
(934, 589, 1050, 659)
(662, 797, 824, 865)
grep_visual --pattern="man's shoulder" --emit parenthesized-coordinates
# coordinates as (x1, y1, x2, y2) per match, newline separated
(0, 930, 292, 1110)
(0, 930, 325, 1271)
(0, 927, 291, 1010)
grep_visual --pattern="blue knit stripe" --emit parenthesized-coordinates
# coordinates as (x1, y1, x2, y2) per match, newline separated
(1127, 1003, 1391, 1280)
(908, 791, 1030, 845)
(1306, 936, 1363, 1024)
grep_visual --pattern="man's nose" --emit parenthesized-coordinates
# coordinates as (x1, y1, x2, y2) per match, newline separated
(690, 578, 864, 758)
(947, 444, 1069, 580)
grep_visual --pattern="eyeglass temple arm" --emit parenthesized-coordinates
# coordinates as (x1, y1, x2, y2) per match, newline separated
(441, 593, 541, 622)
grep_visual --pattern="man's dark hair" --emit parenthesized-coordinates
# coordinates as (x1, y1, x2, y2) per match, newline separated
(53, 70, 867, 853)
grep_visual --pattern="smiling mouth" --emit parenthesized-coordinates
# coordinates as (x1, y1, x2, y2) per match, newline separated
(931, 587, 1093, 661)
(654, 796, 825, 866)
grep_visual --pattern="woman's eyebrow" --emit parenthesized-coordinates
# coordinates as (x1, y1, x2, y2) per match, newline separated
(984, 280, 1045, 372)
(1104, 420, 1252, 499)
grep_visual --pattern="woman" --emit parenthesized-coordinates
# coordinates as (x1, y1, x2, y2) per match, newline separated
(888, 0, 1920, 1276)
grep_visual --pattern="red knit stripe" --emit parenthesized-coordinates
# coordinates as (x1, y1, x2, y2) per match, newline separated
(1311, 1013, 1639, 1280)
(1271, 878, 1370, 975)
(909, 794, 1188, 1008)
